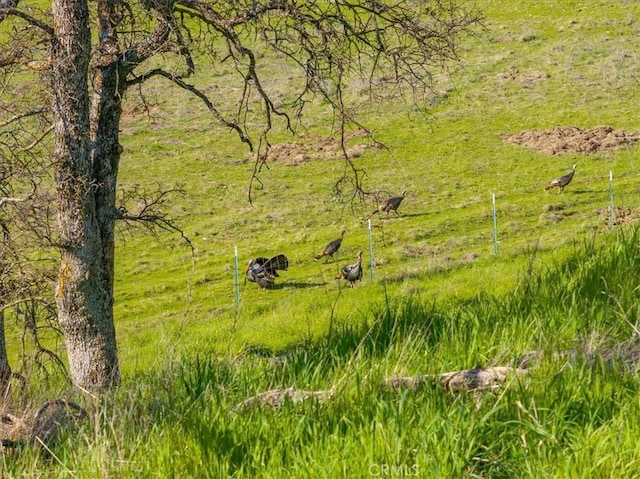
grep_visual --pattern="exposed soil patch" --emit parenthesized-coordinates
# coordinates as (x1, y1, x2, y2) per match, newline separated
(539, 203, 576, 224)
(253, 131, 375, 165)
(506, 126, 640, 156)
(597, 206, 640, 227)
(404, 245, 438, 258)
(496, 69, 550, 83)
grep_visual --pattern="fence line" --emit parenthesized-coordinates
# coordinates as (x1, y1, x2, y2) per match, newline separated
(233, 170, 630, 301)
(492, 193, 498, 255)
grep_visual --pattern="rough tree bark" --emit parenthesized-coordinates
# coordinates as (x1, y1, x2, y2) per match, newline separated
(0, 237, 11, 390)
(0, 299, 11, 392)
(51, 0, 120, 390)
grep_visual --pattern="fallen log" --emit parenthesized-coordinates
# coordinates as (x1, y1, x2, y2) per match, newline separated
(230, 386, 336, 414)
(0, 399, 88, 450)
(383, 366, 527, 393)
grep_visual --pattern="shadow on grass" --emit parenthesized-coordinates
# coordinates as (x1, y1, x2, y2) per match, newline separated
(311, 257, 345, 265)
(243, 292, 449, 366)
(545, 188, 590, 195)
(274, 281, 326, 290)
(365, 211, 429, 222)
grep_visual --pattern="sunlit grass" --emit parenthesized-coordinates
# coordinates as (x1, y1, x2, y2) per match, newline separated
(8, 227, 640, 477)
(109, 0, 640, 369)
(6, 1, 640, 476)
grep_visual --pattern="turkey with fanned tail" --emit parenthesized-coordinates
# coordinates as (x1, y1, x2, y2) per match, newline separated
(246, 254, 289, 289)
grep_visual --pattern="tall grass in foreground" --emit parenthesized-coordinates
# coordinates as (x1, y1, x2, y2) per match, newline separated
(4, 228, 640, 478)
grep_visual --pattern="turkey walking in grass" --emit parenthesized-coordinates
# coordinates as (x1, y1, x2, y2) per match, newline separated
(336, 251, 363, 287)
(545, 164, 576, 193)
(314, 228, 346, 263)
(367, 191, 407, 219)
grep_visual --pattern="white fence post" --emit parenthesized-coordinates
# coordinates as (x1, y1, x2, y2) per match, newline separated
(609, 171, 614, 230)
(234, 245, 240, 308)
(368, 218, 374, 282)
(492, 193, 498, 255)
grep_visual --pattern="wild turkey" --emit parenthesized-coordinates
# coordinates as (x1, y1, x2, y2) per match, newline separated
(336, 251, 363, 287)
(253, 254, 289, 277)
(545, 164, 576, 193)
(314, 228, 346, 262)
(367, 191, 407, 219)
(246, 254, 289, 289)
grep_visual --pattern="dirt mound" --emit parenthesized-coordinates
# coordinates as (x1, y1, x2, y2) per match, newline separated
(253, 132, 374, 166)
(597, 206, 640, 227)
(506, 126, 640, 156)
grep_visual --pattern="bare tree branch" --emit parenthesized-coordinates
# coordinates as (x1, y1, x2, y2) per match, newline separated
(0, 108, 48, 129)
(17, 125, 53, 152)
(0, 197, 27, 209)
(127, 68, 253, 149)
(1, 0, 482, 391)
(0, 7, 53, 35)
(116, 183, 195, 255)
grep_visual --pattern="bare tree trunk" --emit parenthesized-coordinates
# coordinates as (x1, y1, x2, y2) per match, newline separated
(0, 247, 11, 391)
(51, 0, 120, 391)
(0, 300, 12, 393)
(91, 0, 125, 255)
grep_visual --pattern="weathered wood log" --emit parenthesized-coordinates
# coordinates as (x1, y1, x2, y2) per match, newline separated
(30, 399, 88, 446)
(230, 387, 336, 414)
(0, 399, 88, 449)
(518, 341, 640, 372)
(516, 349, 583, 368)
(0, 413, 26, 447)
(383, 366, 527, 393)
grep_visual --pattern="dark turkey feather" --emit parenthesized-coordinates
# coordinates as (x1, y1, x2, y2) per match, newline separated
(246, 261, 275, 288)
(262, 254, 289, 276)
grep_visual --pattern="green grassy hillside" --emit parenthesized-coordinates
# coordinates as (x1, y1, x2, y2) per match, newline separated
(7, 1, 640, 477)
(110, 0, 640, 373)
(9, 225, 640, 478)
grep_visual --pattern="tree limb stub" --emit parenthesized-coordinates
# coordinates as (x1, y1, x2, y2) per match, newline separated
(0, 197, 27, 209)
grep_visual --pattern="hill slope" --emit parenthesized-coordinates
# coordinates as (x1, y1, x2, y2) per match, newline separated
(110, 0, 640, 370)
